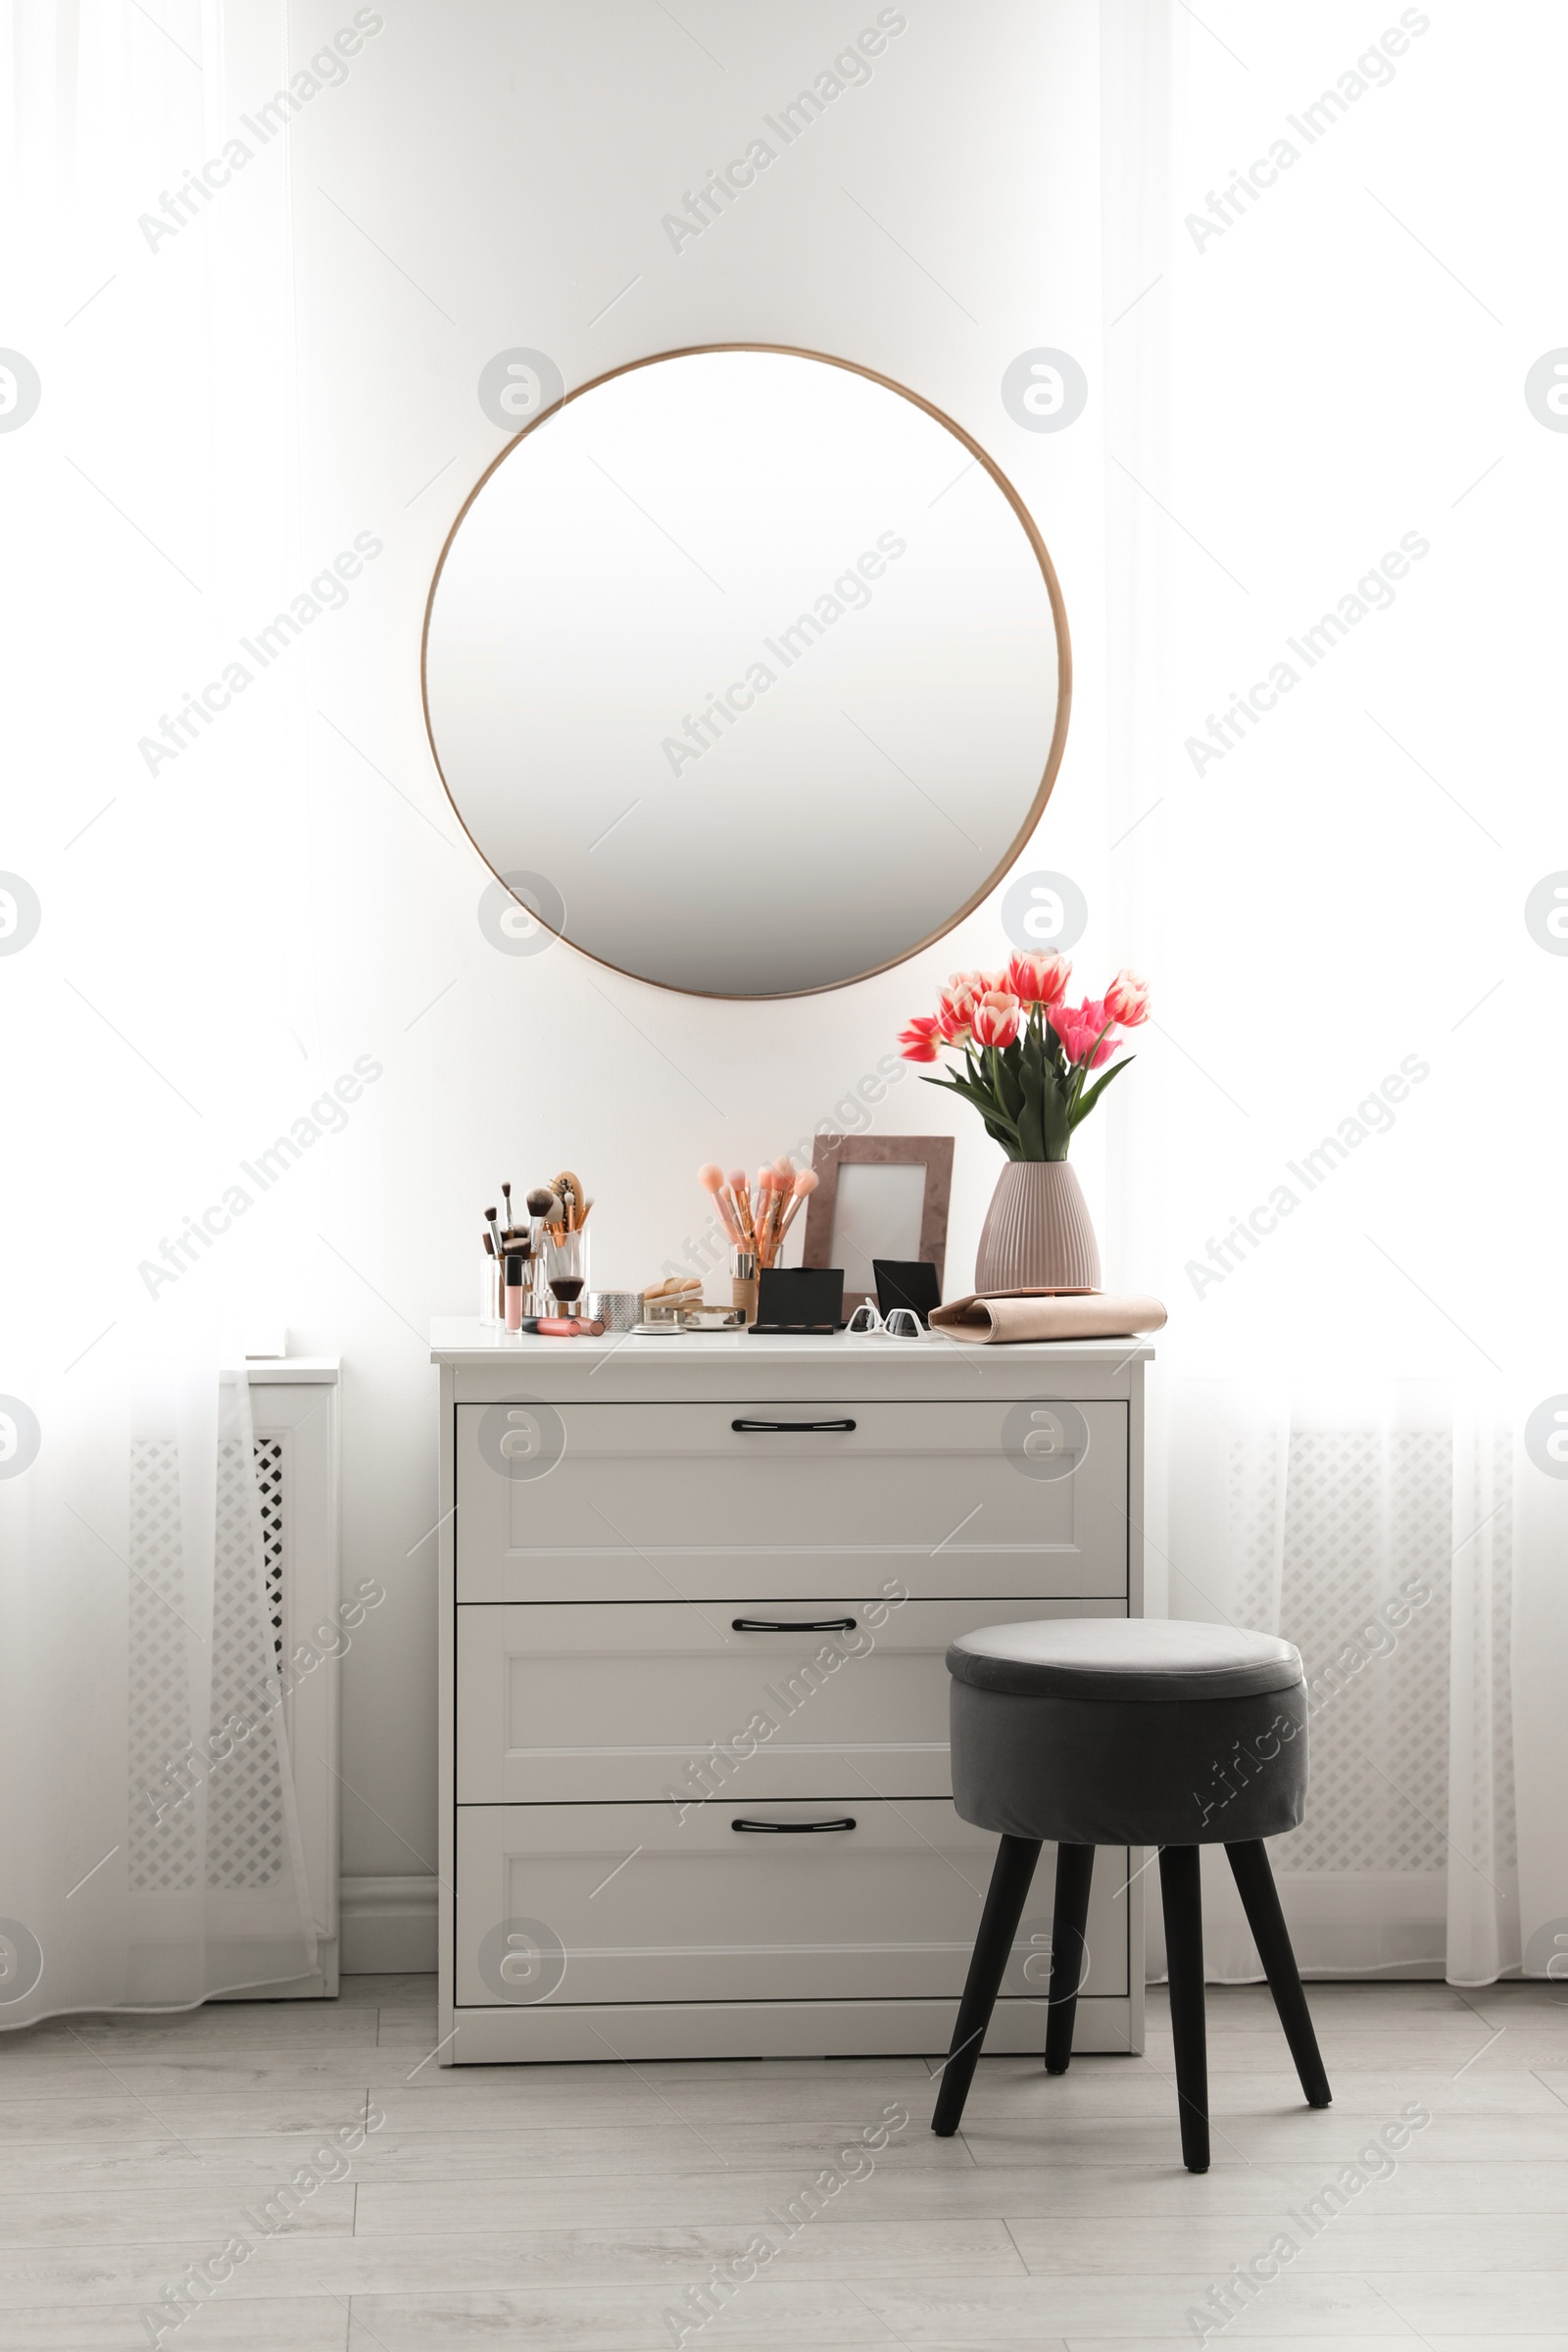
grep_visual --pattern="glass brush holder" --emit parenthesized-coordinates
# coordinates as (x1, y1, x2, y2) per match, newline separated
(546, 1228, 588, 1314)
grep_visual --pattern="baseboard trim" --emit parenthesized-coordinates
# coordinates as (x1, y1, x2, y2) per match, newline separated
(443, 1994, 1139, 2065)
(339, 1875, 438, 1973)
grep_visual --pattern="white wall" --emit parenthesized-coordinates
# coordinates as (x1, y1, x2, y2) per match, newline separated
(5, 1, 1110, 1948)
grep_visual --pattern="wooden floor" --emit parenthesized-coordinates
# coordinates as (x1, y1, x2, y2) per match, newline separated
(1, 1974, 1566, 2347)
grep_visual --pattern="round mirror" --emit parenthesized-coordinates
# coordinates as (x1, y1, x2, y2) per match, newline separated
(423, 346, 1069, 999)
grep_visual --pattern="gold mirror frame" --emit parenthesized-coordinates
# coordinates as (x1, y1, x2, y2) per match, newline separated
(420, 342, 1072, 1002)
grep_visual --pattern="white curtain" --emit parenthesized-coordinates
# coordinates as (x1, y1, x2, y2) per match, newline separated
(1100, 4, 1568, 1983)
(1161, 1378, 1545, 1984)
(1, 3, 318, 2019)
(0, 1344, 318, 2022)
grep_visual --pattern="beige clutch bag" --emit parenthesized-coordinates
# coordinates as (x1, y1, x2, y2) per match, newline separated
(929, 1286, 1167, 1344)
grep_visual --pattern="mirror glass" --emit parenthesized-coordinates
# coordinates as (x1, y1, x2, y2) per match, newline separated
(423, 347, 1067, 998)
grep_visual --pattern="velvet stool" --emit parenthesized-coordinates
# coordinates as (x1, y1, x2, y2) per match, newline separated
(931, 1617, 1331, 2171)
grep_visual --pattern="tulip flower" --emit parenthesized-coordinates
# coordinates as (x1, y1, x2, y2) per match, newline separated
(1005, 952, 1071, 1006)
(971, 991, 1021, 1049)
(1104, 967, 1152, 1027)
(936, 981, 979, 1045)
(899, 1015, 941, 1062)
(1051, 998, 1120, 1068)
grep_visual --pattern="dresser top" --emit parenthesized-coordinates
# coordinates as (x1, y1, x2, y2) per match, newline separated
(432, 1317, 1151, 1364)
(430, 1317, 1152, 1402)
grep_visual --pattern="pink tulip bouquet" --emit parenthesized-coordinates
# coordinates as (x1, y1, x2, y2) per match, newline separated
(899, 953, 1151, 1161)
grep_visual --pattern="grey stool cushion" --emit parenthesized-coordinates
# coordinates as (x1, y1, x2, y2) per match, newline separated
(948, 1619, 1308, 1847)
(948, 1618, 1303, 1703)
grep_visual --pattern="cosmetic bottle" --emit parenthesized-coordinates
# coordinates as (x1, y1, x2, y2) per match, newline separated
(505, 1252, 525, 1333)
(731, 1247, 759, 1327)
(525, 1230, 551, 1319)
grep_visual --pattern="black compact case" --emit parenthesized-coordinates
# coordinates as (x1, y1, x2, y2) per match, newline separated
(872, 1259, 942, 1326)
(750, 1266, 845, 1334)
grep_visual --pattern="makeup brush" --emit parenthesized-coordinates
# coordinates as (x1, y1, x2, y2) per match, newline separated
(524, 1184, 558, 1252)
(770, 1165, 801, 1252)
(767, 1178, 790, 1264)
(774, 1167, 818, 1249)
(699, 1162, 743, 1245)
(726, 1167, 755, 1244)
(502, 1182, 514, 1238)
(482, 1231, 497, 1258)
(485, 1206, 505, 1257)
(553, 1171, 584, 1231)
(753, 1168, 779, 1266)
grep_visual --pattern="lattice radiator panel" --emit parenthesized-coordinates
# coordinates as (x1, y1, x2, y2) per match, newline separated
(127, 1436, 291, 1893)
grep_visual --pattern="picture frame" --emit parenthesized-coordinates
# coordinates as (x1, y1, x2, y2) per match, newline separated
(802, 1134, 955, 1314)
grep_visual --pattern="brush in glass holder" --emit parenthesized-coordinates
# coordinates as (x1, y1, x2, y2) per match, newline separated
(546, 1229, 588, 1313)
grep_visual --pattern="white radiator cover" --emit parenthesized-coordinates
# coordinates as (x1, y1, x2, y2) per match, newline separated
(1191, 1417, 1518, 1979)
(1232, 1424, 1512, 1880)
(126, 1364, 341, 1996)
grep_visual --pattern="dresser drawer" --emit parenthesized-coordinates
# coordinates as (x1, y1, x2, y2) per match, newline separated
(456, 1596, 1121, 1803)
(455, 1800, 1130, 2006)
(455, 1399, 1128, 1601)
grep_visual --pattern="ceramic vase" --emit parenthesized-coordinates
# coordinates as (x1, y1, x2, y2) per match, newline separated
(973, 1160, 1101, 1293)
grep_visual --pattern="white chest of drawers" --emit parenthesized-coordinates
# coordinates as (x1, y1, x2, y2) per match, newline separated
(431, 1318, 1150, 2065)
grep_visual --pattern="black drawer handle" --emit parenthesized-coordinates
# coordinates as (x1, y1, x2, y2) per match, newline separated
(730, 1418, 857, 1433)
(733, 1616, 858, 1634)
(731, 1816, 858, 1834)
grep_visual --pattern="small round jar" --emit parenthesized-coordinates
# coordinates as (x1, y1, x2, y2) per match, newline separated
(587, 1290, 640, 1333)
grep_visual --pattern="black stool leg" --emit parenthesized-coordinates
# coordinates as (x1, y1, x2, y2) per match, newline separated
(1044, 1842, 1095, 2075)
(932, 1835, 1041, 2136)
(1158, 1844, 1210, 2173)
(1227, 1839, 1332, 2108)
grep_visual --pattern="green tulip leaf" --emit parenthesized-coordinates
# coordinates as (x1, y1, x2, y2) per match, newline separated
(1068, 1054, 1136, 1127)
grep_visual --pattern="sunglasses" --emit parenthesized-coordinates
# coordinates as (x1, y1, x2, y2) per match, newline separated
(845, 1302, 933, 1339)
